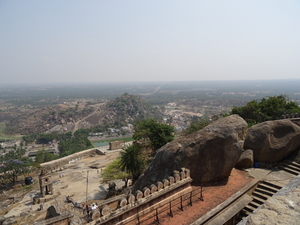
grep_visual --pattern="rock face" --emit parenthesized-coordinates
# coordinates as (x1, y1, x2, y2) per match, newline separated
(244, 119, 300, 163)
(235, 149, 254, 169)
(134, 115, 247, 190)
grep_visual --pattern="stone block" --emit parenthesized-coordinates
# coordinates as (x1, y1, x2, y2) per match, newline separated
(143, 187, 150, 197)
(119, 198, 127, 208)
(168, 176, 174, 185)
(150, 184, 157, 194)
(136, 190, 143, 200)
(101, 205, 111, 217)
(174, 173, 181, 182)
(163, 179, 169, 188)
(156, 181, 163, 191)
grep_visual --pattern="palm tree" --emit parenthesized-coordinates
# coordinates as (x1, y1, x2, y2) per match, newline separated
(119, 144, 145, 183)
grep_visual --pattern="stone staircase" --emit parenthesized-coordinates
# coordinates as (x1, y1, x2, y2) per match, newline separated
(237, 181, 283, 222)
(278, 161, 300, 176)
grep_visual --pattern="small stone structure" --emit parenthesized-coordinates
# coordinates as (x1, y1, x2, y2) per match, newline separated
(39, 169, 53, 197)
(109, 140, 125, 150)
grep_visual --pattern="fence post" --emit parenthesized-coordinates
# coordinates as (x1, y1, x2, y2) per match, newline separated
(137, 213, 140, 225)
(179, 196, 183, 211)
(154, 208, 160, 224)
(168, 201, 173, 217)
(189, 191, 193, 206)
(199, 186, 204, 201)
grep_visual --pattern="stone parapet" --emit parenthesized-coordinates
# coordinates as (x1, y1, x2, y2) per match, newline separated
(88, 168, 192, 224)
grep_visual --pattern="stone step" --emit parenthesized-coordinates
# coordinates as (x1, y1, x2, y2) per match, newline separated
(282, 162, 300, 172)
(252, 196, 265, 205)
(254, 187, 275, 197)
(237, 179, 284, 222)
(284, 160, 300, 169)
(277, 164, 299, 176)
(248, 201, 261, 209)
(260, 181, 283, 190)
(257, 183, 279, 194)
(252, 191, 269, 201)
(246, 203, 259, 211)
(240, 209, 250, 218)
(243, 205, 255, 213)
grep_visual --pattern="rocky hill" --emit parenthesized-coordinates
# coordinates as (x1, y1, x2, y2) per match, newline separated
(5, 94, 163, 135)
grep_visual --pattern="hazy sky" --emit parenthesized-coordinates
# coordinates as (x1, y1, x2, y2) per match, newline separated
(0, 1, 299, 84)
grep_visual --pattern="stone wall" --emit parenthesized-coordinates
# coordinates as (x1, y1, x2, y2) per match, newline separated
(40, 148, 105, 172)
(282, 113, 300, 119)
(89, 168, 192, 224)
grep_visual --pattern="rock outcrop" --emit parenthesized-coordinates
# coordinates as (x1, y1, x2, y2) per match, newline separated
(244, 119, 300, 163)
(235, 149, 254, 169)
(5, 94, 162, 135)
(134, 115, 247, 190)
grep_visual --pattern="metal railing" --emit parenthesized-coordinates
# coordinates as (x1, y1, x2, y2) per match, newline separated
(119, 186, 204, 225)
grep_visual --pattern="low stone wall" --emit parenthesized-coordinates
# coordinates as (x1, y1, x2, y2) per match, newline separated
(35, 212, 73, 225)
(89, 168, 192, 224)
(282, 113, 300, 119)
(40, 148, 105, 172)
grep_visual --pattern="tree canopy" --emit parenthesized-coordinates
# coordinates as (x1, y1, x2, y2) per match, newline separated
(100, 158, 130, 185)
(230, 95, 300, 126)
(0, 146, 39, 184)
(133, 118, 174, 154)
(35, 149, 59, 163)
(102, 118, 173, 185)
(119, 144, 145, 183)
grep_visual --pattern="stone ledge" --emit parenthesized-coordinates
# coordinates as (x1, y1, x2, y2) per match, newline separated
(35, 213, 74, 225)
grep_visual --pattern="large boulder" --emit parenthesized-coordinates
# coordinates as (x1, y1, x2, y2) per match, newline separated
(134, 115, 247, 190)
(235, 149, 254, 169)
(244, 119, 300, 163)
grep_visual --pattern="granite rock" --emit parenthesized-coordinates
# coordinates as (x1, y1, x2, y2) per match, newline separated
(134, 115, 247, 190)
(244, 119, 300, 163)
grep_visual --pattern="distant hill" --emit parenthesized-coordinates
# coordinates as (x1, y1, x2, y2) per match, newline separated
(4, 94, 163, 135)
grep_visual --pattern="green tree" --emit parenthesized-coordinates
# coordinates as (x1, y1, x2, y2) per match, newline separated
(3, 148, 26, 161)
(0, 158, 31, 183)
(73, 129, 89, 139)
(100, 158, 130, 186)
(36, 133, 55, 144)
(35, 149, 59, 163)
(119, 144, 145, 183)
(133, 118, 174, 155)
(230, 95, 300, 126)
(22, 133, 38, 143)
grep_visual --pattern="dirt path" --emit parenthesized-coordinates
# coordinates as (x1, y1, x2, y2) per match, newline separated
(72, 103, 104, 134)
